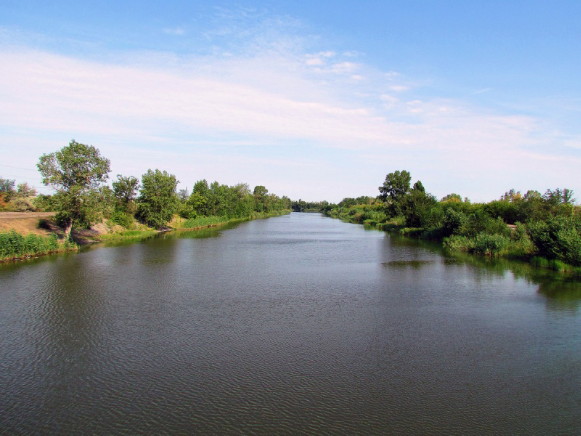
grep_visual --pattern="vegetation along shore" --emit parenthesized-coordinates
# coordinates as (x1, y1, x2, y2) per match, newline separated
(296, 170, 580, 275)
(1, 141, 579, 272)
(0, 140, 291, 262)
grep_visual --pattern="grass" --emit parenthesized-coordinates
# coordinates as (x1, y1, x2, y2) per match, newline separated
(0, 230, 77, 262)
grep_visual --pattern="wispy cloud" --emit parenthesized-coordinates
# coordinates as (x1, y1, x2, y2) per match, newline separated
(0, 12, 579, 201)
(163, 27, 186, 36)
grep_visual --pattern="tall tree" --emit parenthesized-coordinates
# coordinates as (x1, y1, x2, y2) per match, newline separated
(37, 140, 110, 237)
(378, 170, 412, 216)
(112, 175, 140, 214)
(137, 169, 179, 228)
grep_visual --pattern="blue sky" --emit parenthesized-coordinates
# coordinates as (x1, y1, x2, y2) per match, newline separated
(1, 1, 580, 202)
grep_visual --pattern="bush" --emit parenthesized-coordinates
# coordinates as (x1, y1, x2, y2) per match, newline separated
(110, 210, 134, 229)
(443, 235, 474, 252)
(0, 231, 61, 259)
(527, 217, 581, 266)
(471, 233, 510, 256)
(442, 208, 468, 237)
(444, 233, 510, 256)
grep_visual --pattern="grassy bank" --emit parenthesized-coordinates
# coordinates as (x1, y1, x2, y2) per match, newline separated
(0, 210, 293, 262)
(176, 210, 291, 230)
(0, 230, 77, 262)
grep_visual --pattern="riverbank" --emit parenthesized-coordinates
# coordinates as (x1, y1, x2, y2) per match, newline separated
(0, 210, 290, 262)
(326, 211, 581, 277)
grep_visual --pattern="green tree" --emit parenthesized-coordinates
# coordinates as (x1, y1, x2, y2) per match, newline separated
(378, 170, 411, 216)
(137, 169, 179, 228)
(112, 175, 139, 213)
(0, 178, 16, 207)
(253, 185, 269, 212)
(16, 182, 37, 198)
(441, 193, 462, 203)
(37, 140, 111, 238)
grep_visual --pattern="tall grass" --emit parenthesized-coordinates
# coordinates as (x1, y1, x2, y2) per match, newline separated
(0, 230, 75, 261)
(181, 215, 232, 228)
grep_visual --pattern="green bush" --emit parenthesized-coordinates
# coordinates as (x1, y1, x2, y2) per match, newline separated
(0, 231, 62, 259)
(110, 210, 134, 229)
(444, 233, 510, 256)
(471, 233, 510, 256)
(442, 208, 468, 237)
(527, 217, 581, 266)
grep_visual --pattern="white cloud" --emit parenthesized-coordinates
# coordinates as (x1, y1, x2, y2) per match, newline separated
(0, 28, 579, 202)
(163, 27, 186, 36)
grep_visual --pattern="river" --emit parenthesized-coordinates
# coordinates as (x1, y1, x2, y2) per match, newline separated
(1, 213, 580, 434)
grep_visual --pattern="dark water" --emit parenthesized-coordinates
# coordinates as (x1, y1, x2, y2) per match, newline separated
(1, 213, 580, 434)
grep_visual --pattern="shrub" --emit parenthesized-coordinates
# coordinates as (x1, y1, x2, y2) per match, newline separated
(444, 233, 510, 256)
(471, 233, 510, 256)
(527, 217, 581, 266)
(0, 231, 62, 259)
(110, 210, 134, 229)
(442, 208, 468, 237)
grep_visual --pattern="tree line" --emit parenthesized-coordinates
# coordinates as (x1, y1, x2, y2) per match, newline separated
(2, 140, 291, 238)
(325, 170, 580, 269)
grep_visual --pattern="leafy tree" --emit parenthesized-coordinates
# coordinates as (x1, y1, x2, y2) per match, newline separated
(0, 178, 16, 207)
(441, 193, 463, 203)
(16, 183, 37, 198)
(543, 188, 575, 205)
(378, 170, 411, 216)
(37, 140, 110, 237)
(112, 175, 139, 215)
(378, 170, 411, 202)
(0, 178, 16, 195)
(137, 169, 179, 228)
(412, 180, 425, 193)
(113, 175, 139, 204)
(253, 185, 269, 212)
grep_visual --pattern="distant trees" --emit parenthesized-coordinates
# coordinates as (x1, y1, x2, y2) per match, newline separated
(0, 178, 16, 208)
(30, 140, 291, 234)
(37, 140, 111, 238)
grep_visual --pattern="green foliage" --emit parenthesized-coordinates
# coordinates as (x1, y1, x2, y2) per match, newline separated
(378, 170, 411, 216)
(182, 215, 230, 228)
(442, 208, 468, 237)
(292, 199, 330, 212)
(526, 217, 581, 266)
(401, 189, 437, 227)
(112, 174, 139, 214)
(0, 231, 73, 260)
(185, 180, 287, 220)
(110, 210, 135, 229)
(326, 170, 579, 268)
(441, 193, 463, 202)
(16, 183, 36, 198)
(37, 140, 111, 234)
(137, 169, 179, 229)
(444, 233, 510, 256)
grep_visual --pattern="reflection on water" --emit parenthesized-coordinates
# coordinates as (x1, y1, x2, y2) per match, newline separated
(0, 213, 579, 434)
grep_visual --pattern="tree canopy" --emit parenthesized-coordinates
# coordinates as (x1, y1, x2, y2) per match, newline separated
(37, 140, 111, 236)
(136, 169, 179, 229)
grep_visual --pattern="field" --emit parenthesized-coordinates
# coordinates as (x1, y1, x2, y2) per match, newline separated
(0, 212, 56, 236)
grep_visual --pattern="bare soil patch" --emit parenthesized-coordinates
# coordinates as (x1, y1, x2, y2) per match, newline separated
(0, 212, 57, 236)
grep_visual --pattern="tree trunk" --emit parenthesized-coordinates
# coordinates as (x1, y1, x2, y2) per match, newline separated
(63, 220, 73, 241)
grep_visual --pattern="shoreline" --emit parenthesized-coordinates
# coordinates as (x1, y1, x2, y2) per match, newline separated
(0, 210, 290, 264)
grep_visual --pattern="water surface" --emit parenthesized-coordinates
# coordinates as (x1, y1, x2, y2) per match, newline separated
(1, 213, 580, 434)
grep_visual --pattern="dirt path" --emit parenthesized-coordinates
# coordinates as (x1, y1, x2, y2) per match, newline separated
(0, 212, 57, 235)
